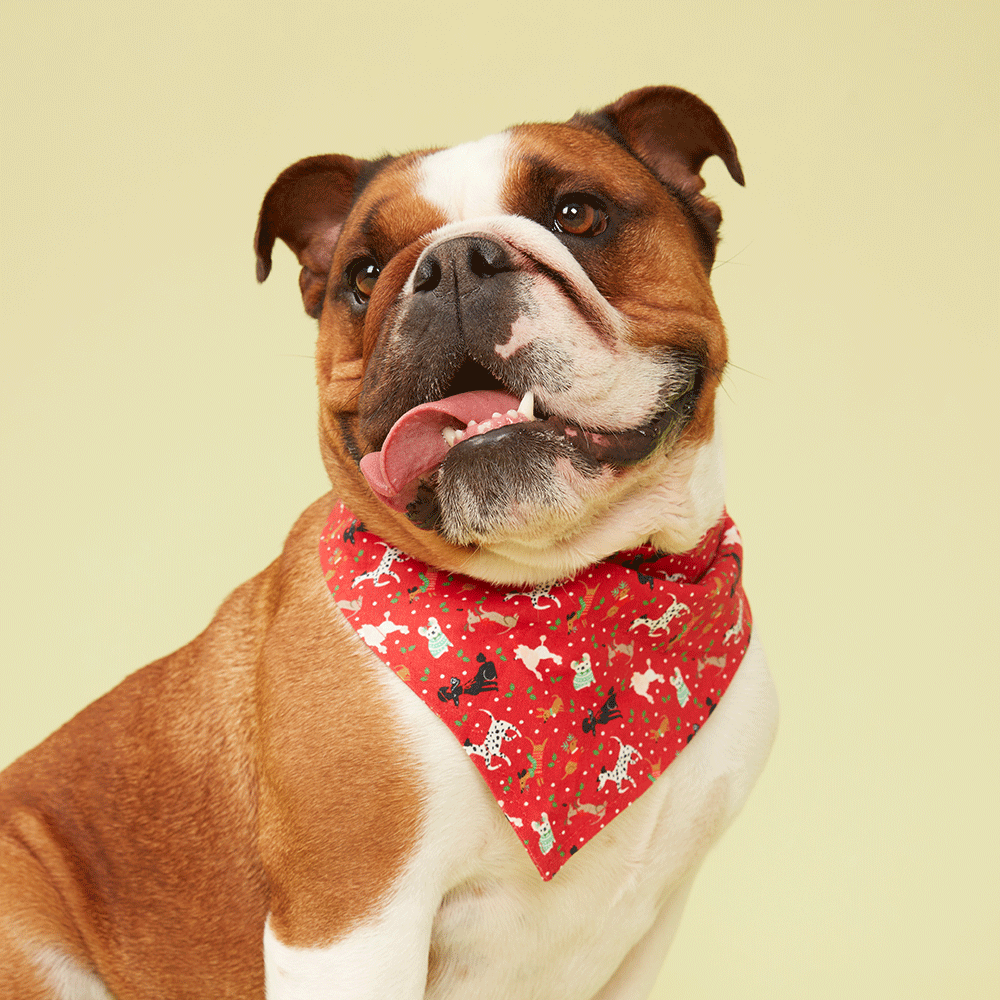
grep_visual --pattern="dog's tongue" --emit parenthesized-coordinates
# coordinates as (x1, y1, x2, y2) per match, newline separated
(360, 390, 520, 510)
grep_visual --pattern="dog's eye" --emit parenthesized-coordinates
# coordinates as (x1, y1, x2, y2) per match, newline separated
(553, 196, 608, 237)
(348, 257, 380, 302)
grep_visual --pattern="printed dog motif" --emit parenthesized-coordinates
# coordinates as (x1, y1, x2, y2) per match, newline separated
(504, 584, 562, 610)
(357, 610, 410, 654)
(418, 616, 453, 658)
(606, 640, 635, 666)
(518, 738, 548, 793)
(669, 666, 692, 707)
(697, 654, 727, 678)
(598, 736, 644, 793)
(630, 661, 666, 703)
(723, 595, 746, 644)
(629, 594, 691, 636)
(571, 652, 596, 690)
(566, 583, 601, 633)
(566, 800, 607, 824)
(335, 596, 363, 617)
(535, 696, 563, 723)
(466, 607, 519, 632)
(463, 710, 523, 770)
(436, 653, 499, 706)
(352, 541, 406, 587)
(513, 636, 563, 681)
(531, 812, 555, 855)
(581, 687, 623, 735)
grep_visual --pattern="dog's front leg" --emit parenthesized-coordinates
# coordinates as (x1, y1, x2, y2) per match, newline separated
(260, 790, 437, 1000)
(263, 902, 433, 999)
(258, 780, 437, 999)
(587, 873, 698, 1000)
(256, 617, 437, 999)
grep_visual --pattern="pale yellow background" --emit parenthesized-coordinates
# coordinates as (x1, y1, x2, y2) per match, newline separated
(2, 1, 997, 996)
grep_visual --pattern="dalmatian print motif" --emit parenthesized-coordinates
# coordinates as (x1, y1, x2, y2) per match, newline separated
(319, 502, 752, 880)
(351, 542, 405, 587)
(597, 737, 644, 793)
(503, 583, 562, 610)
(628, 594, 691, 637)
(464, 710, 522, 770)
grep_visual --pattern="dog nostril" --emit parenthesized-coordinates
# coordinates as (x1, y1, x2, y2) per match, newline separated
(414, 255, 442, 292)
(468, 241, 508, 279)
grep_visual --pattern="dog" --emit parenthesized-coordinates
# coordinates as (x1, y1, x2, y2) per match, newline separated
(0, 86, 778, 999)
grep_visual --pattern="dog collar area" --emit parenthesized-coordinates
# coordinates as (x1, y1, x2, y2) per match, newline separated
(319, 502, 751, 879)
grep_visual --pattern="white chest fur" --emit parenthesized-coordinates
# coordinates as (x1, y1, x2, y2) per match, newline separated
(264, 634, 776, 1000)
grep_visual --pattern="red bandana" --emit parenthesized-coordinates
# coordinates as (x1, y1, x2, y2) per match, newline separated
(319, 503, 751, 879)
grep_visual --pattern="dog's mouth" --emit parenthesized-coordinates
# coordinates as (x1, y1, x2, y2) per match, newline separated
(360, 358, 702, 520)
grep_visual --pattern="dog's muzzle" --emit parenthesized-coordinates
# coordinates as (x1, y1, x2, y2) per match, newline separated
(359, 365, 703, 522)
(357, 232, 705, 530)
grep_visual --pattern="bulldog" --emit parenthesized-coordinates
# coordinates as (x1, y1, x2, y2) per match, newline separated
(0, 86, 778, 1000)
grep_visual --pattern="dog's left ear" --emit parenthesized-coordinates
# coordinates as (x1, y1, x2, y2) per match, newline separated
(577, 86, 743, 250)
(255, 154, 363, 318)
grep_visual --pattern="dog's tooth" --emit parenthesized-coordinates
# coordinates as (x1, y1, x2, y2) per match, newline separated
(517, 390, 535, 420)
(492, 412, 503, 421)
(506, 409, 518, 420)
(442, 426, 458, 447)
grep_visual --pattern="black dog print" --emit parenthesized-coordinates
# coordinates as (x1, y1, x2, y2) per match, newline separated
(581, 687, 623, 735)
(437, 653, 499, 706)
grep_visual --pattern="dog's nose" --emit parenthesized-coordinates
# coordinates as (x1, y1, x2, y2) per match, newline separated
(414, 237, 512, 293)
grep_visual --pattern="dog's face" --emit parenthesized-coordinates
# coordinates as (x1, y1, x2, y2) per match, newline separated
(256, 87, 743, 584)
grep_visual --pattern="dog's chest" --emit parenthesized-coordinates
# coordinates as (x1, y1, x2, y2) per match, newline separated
(381, 662, 735, 1000)
(424, 799, 680, 1000)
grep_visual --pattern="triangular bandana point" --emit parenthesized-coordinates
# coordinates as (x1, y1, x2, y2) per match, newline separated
(319, 503, 751, 880)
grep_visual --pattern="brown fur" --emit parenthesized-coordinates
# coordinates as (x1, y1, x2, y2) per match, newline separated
(0, 497, 428, 993)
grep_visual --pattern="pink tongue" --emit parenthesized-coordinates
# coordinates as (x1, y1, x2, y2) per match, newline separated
(360, 390, 520, 510)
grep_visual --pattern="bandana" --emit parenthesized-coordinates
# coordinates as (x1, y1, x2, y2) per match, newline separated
(319, 502, 751, 879)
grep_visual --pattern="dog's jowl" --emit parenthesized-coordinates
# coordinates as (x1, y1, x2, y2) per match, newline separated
(0, 87, 778, 1000)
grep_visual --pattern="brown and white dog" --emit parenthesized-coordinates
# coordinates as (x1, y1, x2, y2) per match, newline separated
(0, 87, 778, 999)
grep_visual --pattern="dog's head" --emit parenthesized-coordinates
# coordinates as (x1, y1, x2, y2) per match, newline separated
(256, 86, 743, 585)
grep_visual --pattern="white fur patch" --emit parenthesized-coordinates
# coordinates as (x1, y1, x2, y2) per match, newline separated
(264, 913, 431, 1000)
(32, 946, 114, 1000)
(418, 132, 510, 222)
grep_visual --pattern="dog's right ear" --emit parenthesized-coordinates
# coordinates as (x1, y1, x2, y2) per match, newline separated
(255, 154, 363, 319)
